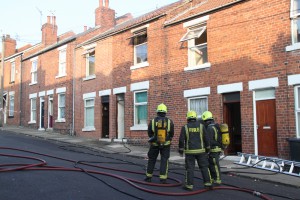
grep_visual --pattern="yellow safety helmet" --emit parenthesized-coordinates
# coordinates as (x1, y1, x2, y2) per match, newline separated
(156, 103, 167, 113)
(202, 111, 213, 121)
(186, 110, 197, 120)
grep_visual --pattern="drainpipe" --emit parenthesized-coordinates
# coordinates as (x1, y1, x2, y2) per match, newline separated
(0, 35, 5, 127)
(71, 44, 76, 136)
(19, 54, 23, 127)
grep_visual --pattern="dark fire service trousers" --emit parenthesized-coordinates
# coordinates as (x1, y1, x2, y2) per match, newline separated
(185, 153, 212, 187)
(146, 145, 170, 180)
(208, 152, 222, 184)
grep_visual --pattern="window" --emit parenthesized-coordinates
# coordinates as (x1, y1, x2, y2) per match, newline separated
(58, 48, 66, 76)
(291, 0, 300, 44)
(86, 50, 95, 77)
(132, 30, 148, 65)
(134, 91, 148, 125)
(10, 62, 15, 82)
(9, 93, 14, 117)
(31, 59, 38, 84)
(181, 25, 208, 67)
(84, 98, 95, 128)
(188, 97, 208, 119)
(58, 93, 65, 120)
(30, 98, 37, 122)
(296, 86, 300, 138)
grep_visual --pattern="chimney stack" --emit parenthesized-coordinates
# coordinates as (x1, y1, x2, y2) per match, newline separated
(95, 0, 115, 28)
(41, 16, 58, 45)
(3, 35, 17, 57)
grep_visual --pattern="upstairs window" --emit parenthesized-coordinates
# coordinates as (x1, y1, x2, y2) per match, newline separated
(181, 16, 210, 70)
(181, 25, 208, 67)
(86, 50, 95, 77)
(31, 59, 38, 84)
(58, 48, 66, 76)
(10, 61, 15, 83)
(133, 30, 148, 65)
(291, 0, 300, 44)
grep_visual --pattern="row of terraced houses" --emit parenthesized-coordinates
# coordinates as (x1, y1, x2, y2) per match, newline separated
(1, 0, 300, 159)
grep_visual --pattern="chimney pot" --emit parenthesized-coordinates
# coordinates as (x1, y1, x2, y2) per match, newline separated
(47, 16, 51, 23)
(99, 0, 103, 7)
(105, 0, 109, 8)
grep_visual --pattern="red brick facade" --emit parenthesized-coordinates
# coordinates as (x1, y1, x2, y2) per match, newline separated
(1, 0, 300, 160)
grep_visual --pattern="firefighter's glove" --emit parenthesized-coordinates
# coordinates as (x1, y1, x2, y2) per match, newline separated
(205, 148, 211, 154)
(166, 134, 172, 141)
(148, 136, 157, 143)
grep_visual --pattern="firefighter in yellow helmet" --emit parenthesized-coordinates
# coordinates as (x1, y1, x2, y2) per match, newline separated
(202, 111, 223, 185)
(178, 110, 212, 190)
(145, 103, 174, 184)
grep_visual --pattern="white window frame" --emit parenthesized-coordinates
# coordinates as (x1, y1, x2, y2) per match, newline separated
(30, 98, 37, 123)
(57, 47, 67, 77)
(9, 92, 15, 117)
(132, 90, 148, 129)
(287, 0, 300, 51)
(188, 96, 208, 119)
(31, 59, 38, 84)
(10, 61, 15, 82)
(56, 93, 66, 122)
(295, 85, 300, 138)
(86, 50, 95, 78)
(181, 16, 211, 71)
(83, 98, 95, 131)
(130, 25, 149, 70)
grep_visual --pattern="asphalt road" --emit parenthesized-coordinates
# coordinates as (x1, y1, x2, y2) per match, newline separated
(0, 131, 299, 200)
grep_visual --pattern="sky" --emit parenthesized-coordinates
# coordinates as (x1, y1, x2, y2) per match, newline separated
(0, 0, 178, 50)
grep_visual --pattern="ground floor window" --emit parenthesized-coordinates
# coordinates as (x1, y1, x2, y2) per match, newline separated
(296, 86, 300, 138)
(84, 98, 95, 128)
(30, 98, 36, 122)
(134, 91, 147, 125)
(188, 96, 208, 119)
(58, 93, 66, 120)
(9, 93, 14, 117)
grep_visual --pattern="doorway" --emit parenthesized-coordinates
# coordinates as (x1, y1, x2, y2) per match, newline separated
(39, 97, 45, 130)
(48, 96, 53, 129)
(256, 99, 278, 156)
(116, 94, 125, 140)
(254, 88, 278, 157)
(102, 96, 109, 138)
(223, 92, 242, 155)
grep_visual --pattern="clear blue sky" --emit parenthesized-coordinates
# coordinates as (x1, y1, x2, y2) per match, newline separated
(0, 0, 178, 49)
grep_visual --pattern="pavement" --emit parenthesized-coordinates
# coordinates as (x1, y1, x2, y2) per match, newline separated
(1, 125, 300, 188)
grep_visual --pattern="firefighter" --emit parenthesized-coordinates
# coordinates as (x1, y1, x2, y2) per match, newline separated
(179, 110, 212, 191)
(144, 103, 174, 184)
(202, 111, 223, 185)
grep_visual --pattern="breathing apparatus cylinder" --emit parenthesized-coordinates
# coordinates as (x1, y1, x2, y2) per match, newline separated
(219, 123, 230, 146)
(156, 119, 167, 144)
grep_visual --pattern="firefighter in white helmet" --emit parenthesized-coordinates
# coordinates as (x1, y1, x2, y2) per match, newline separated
(144, 103, 174, 184)
(179, 110, 212, 190)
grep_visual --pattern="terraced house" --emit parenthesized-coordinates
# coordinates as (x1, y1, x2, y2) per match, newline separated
(1, 0, 300, 160)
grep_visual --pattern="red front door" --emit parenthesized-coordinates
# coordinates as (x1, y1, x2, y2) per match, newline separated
(256, 99, 278, 157)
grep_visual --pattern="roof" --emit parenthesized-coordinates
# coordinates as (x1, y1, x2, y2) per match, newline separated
(164, 0, 245, 26)
(79, 0, 183, 47)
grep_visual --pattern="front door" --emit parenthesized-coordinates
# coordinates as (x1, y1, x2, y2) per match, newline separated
(101, 96, 110, 138)
(256, 99, 278, 156)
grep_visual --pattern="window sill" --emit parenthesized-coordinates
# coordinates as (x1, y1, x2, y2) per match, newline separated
(130, 62, 149, 70)
(55, 74, 67, 79)
(82, 127, 96, 132)
(184, 62, 211, 71)
(29, 82, 37, 86)
(9, 81, 15, 84)
(83, 74, 96, 81)
(8, 116, 14, 118)
(28, 121, 36, 124)
(130, 125, 148, 131)
(55, 119, 66, 123)
(286, 43, 300, 52)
